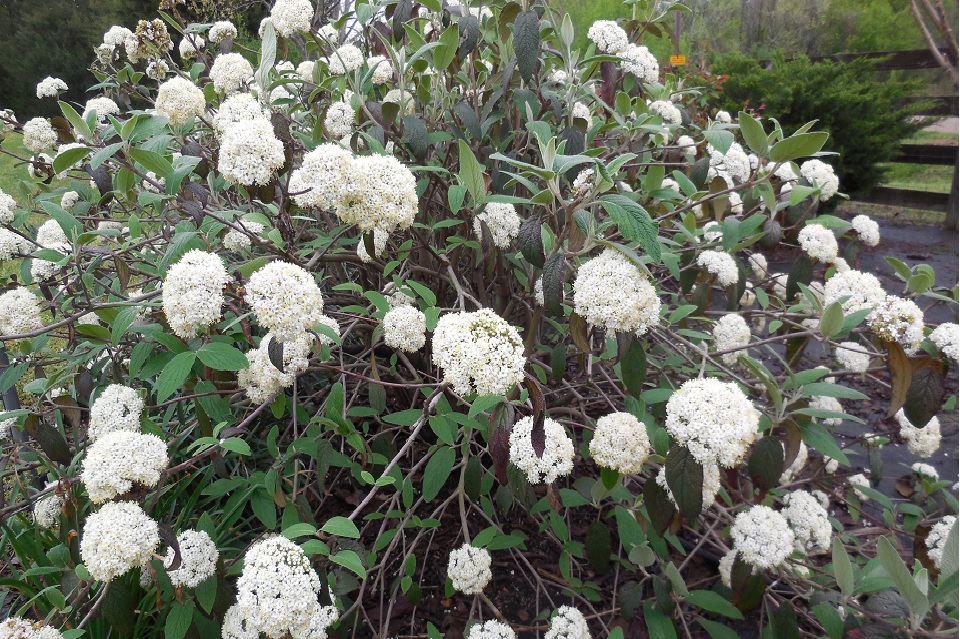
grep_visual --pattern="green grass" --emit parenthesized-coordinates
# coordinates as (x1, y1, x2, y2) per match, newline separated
(0, 134, 33, 203)
(878, 123, 957, 194)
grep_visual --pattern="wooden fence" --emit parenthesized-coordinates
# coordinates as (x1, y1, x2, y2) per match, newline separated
(814, 48, 958, 229)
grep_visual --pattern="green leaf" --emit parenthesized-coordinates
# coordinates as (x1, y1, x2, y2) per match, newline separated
(785, 254, 813, 301)
(542, 252, 564, 317)
(812, 603, 844, 639)
(586, 520, 611, 574)
(422, 446, 456, 502)
(769, 131, 829, 162)
(513, 10, 540, 84)
(197, 342, 249, 371)
(165, 600, 194, 639)
(321, 516, 361, 539)
(643, 475, 677, 536)
(59, 100, 92, 141)
(130, 148, 174, 179)
(940, 521, 958, 582)
(220, 437, 251, 456)
(155, 352, 196, 403)
(619, 335, 646, 397)
(770, 602, 801, 639)
(801, 382, 868, 400)
(643, 601, 678, 639)
(453, 101, 481, 140)
(703, 129, 734, 155)
(738, 112, 768, 155)
(832, 537, 854, 598)
(40, 201, 82, 239)
(255, 19, 277, 93)
(819, 301, 844, 338)
(433, 25, 459, 71)
(877, 536, 929, 622)
(331, 549, 367, 578)
(665, 445, 703, 520)
(282, 523, 317, 540)
(748, 435, 784, 491)
(518, 215, 545, 268)
(903, 366, 945, 431)
(698, 617, 742, 639)
(687, 590, 743, 619)
(402, 114, 429, 160)
(53, 146, 91, 175)
(457, 140, 485, 204)
(600, 194, 661, 262)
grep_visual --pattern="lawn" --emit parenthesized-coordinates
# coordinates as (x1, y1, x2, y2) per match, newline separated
(877, 123, 958, 194)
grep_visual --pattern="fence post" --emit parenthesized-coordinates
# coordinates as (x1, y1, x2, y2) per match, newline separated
(947, 158, 958, 231)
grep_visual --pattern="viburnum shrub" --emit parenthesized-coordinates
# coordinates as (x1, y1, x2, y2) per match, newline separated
(0, 0, 956, 638)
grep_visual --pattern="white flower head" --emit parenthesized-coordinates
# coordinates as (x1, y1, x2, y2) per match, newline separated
(912, 462, 938, 480)
(89, 384, 144, 441)
(587, 20, 628, 54)
(214, 92, 269, 133)
(447, 545, 492, 595)
(245, 261, 328, 343)
(851, 214, 879, 246)
(270, 0, 314, 36)
(209, 53, 254, 94)
(665, 378, 759, 467)
(619, 44, 658, 84)
(164, 529, 219, 588)
(209, 21, 238, 43)
(162, 250, 230, 339)
(509, 416, 575, 485)
(33, 482, 64, 530)
(589, 412, 650, 474)
(237, 332, 318, 404)
(573, 248, 661, 336)
(383, 89, 415, 114)
(155, 78, 206, 126)
(546, 606, 591, 639)
(708, 142, 751, 185)
(823, 270, 885, 314)
(780, 441, 808, 483)
(60, 190, 80, 209)
(432, 308, 525, 396)
(289, 143, 354, 210)
(927, 516, 957, 570)
(0, 228, 28, 261)
(324, 101, 354, 138)
(367, 55, 394, 85)
(23, 118, 58, 153)
(730, 505, 795, 570)
(0, 288, 44, 336)
(798, 224, 838, 263)
(383, 305, 426, 352)
(80, 501, 160, 581)
(929, 323, 959, 362)
(179, 34, 205, 59)
(103, 25, 133, 47)
(697, 251, 739, 286)
(713, 314, 750, 365)
(896, 408, 941, 457)
(868, 295, 924, 353)
(0, 188, 17, 223)
(848, 473, 870, 498)
(218, 119, 285, 186)
(328, 44, 364, 75)
(656, 461, 721, 510)
(337, 154, 418, 233)
(782, 490, 831, 553)
(80, 430, 168, 503)
(36, 77, 68, 99)
(474, 203, 522, 249)
(800, 159, 840, 201)
(649, 100, 682, 125)
(836, 341, 870, 373)
(716, 110, 732, 123)
(223, 220, 265, 252)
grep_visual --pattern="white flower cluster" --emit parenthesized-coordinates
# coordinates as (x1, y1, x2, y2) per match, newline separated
(730, 505, 795, 570)
(782, 490, 831, 553)
(146, 60, 169, 81)
(209, 21, 238, 43)
(545, 606, 591, 639)
(22, 118, 57, 153)
(851, 214, 880, 246)
(80, 430, 168, 503)
(929, 322, 958, 362)
(357, 228, 388, 263)
(587, 20, 629, 53)
(324, 101, 354, 138)
(0, 418, 14, 438)
(178, 34, 204, 59)
(80, 501, 160, 581)
(384, 89, 415, 114)
(823, 270, 885, 314)
(289, 144, 353, 209)
(162, 250, 230, 338)
(809, 395, 843, 426)
(896, 409, 941, 457)
(697, 251, 739, 286)
(155, 78, 206, 126)
(912, 462, 938, 480)
(0, 188, 17, 223)
(836, 341, 870, 373)
(848, 472, 870, 498)
(245, 261, 330, 343)
(800, 159, 840, 201)
(716, 110, 732, 123)
(619, 44, 658, 83)
(328, 44, 364, 75)
(509, 416, 575, 485)
(33, 482, 63, 530)
(210, 53, 254, 94)
(573, 248, 661, 336)
(798, 224, 838, 263)
(467, 621, 515, 639)
(572, 102, 592, 128)
(589, 412, 650, 474)
(0, 288, 44, 336)
(447, 544, 492, 595)
(665, 378, 759, 467)
(214, 92, 267, 133)
(927, 516, 956, 570)
(36, 76, 67, 99)
(367, 55, 393, 85)
(88, 384, 144, 441)
(780, 441, 808, 483)
(432, 309, 525, 396)
(708, 142, 751, 185)
(238, 332, 317, 404)
(218, 118, 285, 186)
(474, 203, 522, 248)
(223, 220, 265, 251)
(0, 617, 64, 639)
(868, 295, 924, 353)
(712, 314, 750, 365)
(0, 229, 28, 261)
(228, 536, 339, 639)
(30, 240, 68, 281)
(164, 529, 218, 588)
(656, 461, 720, 510)
(298, 60, 316, 81)
(270, 0, 313, 36)
(383, 305, 426, 352)
(337, 154, 419, 236)
(648, 100, 682, 125)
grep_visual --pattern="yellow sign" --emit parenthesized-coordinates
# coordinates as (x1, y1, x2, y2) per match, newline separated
(669, 54, 687, 65)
